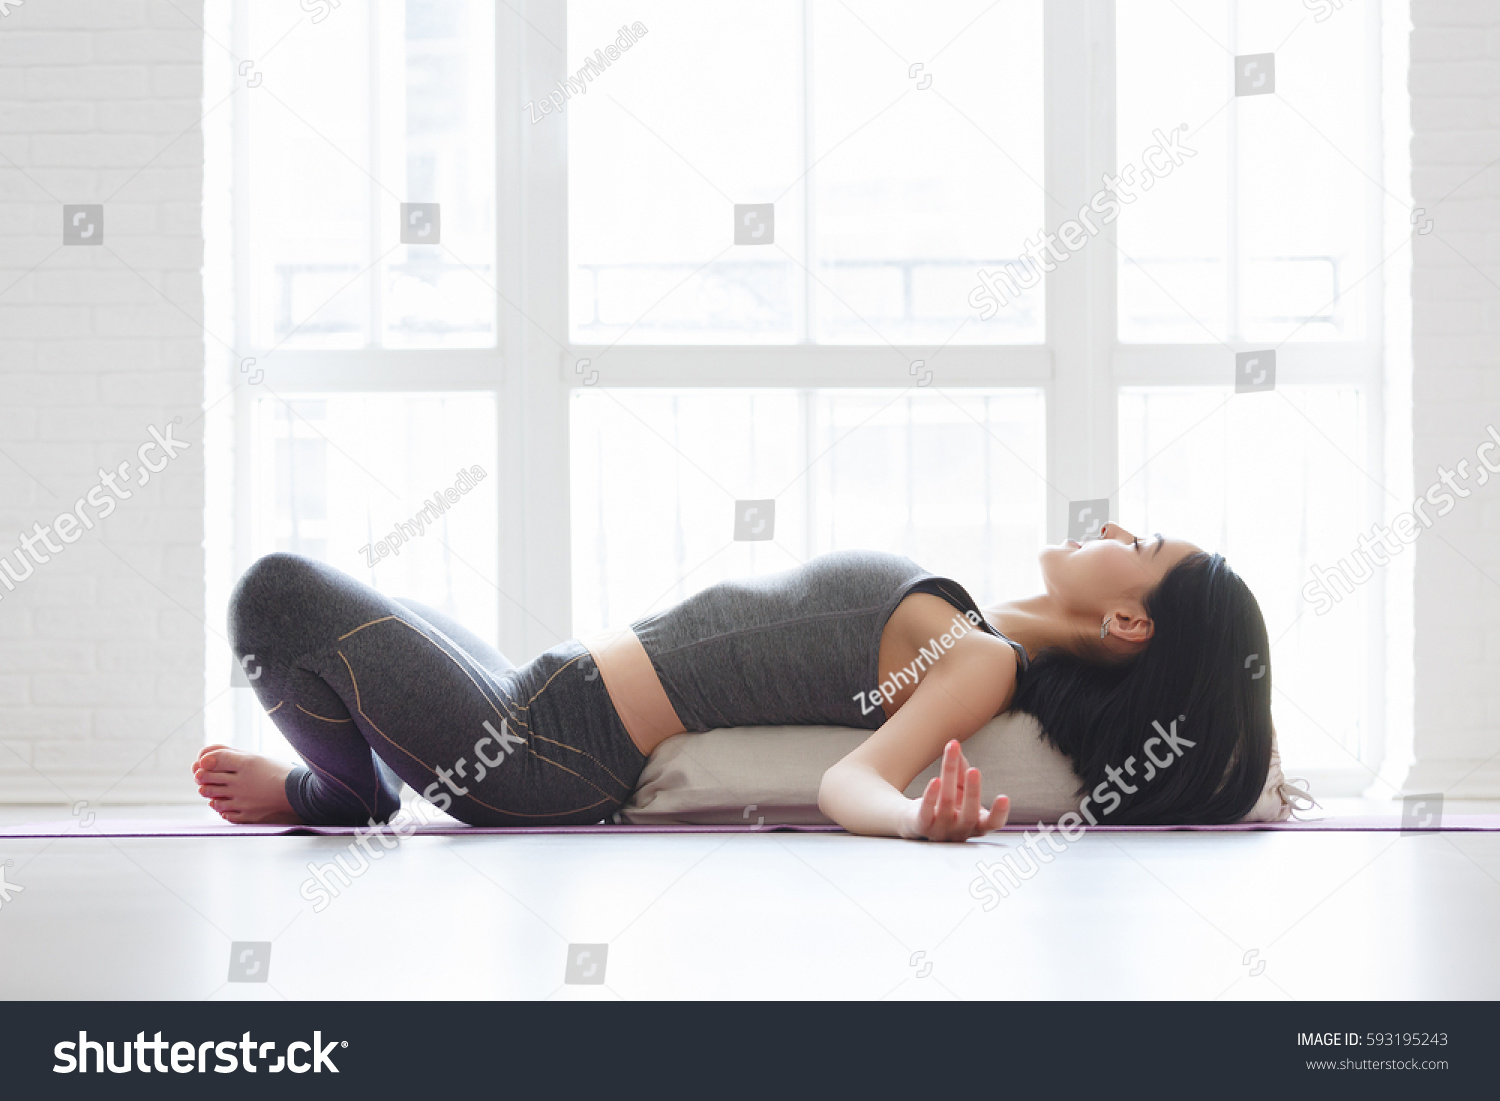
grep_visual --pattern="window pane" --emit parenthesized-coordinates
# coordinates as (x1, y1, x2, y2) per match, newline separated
(1117, 0, 1371, 343)
(808, 1, 1044, 344)
(1117, 386, 1369, 772)
(245, 0, 495, 350)
(252, 392, 499, 634)
(567, 1, 805, 344)
(570, 388, 1045, 634)
(567, 0, 1044, 344)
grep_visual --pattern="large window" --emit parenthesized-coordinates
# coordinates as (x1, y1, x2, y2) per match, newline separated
(242, 0, 496, 348)
(567, 0, 1045, 344)
(218, 0, 1397, 789)
(1117, 0, 1373, 343)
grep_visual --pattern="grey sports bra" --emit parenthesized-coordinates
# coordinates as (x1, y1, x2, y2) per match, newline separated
(632, 550, 1027, 732)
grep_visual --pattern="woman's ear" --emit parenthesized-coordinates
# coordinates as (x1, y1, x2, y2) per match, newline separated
(1107, 609, 1154, 644)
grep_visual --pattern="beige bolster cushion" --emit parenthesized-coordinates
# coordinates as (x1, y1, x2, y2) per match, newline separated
(619, 712, 1298, 826)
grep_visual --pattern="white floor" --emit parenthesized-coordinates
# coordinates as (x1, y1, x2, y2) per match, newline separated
(0, 799, 1496, 1000)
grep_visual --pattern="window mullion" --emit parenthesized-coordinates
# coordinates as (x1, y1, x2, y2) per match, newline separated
(801, 0, 816, 344)
(1045, 0, 1118, 540)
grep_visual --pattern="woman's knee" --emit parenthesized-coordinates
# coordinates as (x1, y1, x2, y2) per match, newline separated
(228, 552, 333, 645)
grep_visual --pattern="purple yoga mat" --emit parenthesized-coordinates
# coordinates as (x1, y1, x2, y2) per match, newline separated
(0, 818, 842, 838)
(1, 814, 1498, 838)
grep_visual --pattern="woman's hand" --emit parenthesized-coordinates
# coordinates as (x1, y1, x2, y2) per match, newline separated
(900, 739, 1010, 841)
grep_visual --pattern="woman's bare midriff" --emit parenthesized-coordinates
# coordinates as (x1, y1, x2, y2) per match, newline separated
(583, 592, 993, 758)
(580, 627, 688, 758)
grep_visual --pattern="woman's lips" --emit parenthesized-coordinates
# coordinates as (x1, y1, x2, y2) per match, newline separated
(1067, 539, 1082, 549)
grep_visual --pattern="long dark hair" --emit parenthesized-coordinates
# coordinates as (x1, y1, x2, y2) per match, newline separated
(1010, 552, 1272, 825)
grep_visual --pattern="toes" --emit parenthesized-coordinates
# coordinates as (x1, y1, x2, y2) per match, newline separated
(200, 748, 252, 774)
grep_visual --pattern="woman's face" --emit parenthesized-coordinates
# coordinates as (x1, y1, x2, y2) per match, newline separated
(1039, 522, 1202, 618)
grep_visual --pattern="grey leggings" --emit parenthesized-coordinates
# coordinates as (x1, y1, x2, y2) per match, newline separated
(228, 553, 646, 826)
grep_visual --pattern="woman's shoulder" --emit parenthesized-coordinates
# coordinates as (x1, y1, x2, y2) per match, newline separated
(807, 548, 922, 572)
(800, 549, 928, 589)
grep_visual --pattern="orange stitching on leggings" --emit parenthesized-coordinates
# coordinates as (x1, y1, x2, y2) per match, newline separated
(266, 701, 285, 715)
(530, 734, 631, 794)
(296, 704, 354, 723)
(484, 654, 577, 726)
(336, 647, 613, 819)
(342, 621, 623, 814)
(514, 652, 633, 792)
(338, 615, 403, 641)
(383, 617, 527, 731)
(527, 746, 618, 804)
(340, 613, 527, 727)
(449, 654, 630, 794)
(340, 651, 364, 712)
(520, 653, 588, 707)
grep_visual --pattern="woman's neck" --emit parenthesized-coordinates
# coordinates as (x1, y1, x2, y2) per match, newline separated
(982, 594, 1091, 660)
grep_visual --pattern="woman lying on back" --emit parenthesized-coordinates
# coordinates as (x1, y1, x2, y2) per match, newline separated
(194, 523, 1274, 839)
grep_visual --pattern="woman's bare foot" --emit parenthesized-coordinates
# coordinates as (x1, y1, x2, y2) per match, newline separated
(192, 744, 303, 825)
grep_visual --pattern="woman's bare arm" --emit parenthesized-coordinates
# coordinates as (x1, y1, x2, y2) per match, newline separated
(817, 632, 1018, 839)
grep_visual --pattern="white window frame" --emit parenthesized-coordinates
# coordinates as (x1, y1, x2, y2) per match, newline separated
(224, 0, 1394, 792)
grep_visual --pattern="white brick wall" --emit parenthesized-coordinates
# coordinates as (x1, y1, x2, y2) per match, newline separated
(0, 0, 204, 803)
(1408, 0, 1500, 795)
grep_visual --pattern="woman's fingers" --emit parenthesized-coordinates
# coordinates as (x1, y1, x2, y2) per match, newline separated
(960, 767, 982, 831)
(979, 794, 1010, 834)
(939, 741, 962, 811)
(912, 742, 1005, 840)
(928, 742, 978, 839)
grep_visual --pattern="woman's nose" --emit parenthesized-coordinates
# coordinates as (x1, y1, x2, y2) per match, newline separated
(1100, 522, 1135, 543)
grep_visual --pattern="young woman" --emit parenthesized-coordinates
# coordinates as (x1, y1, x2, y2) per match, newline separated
(194, 523, 1276, 839)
